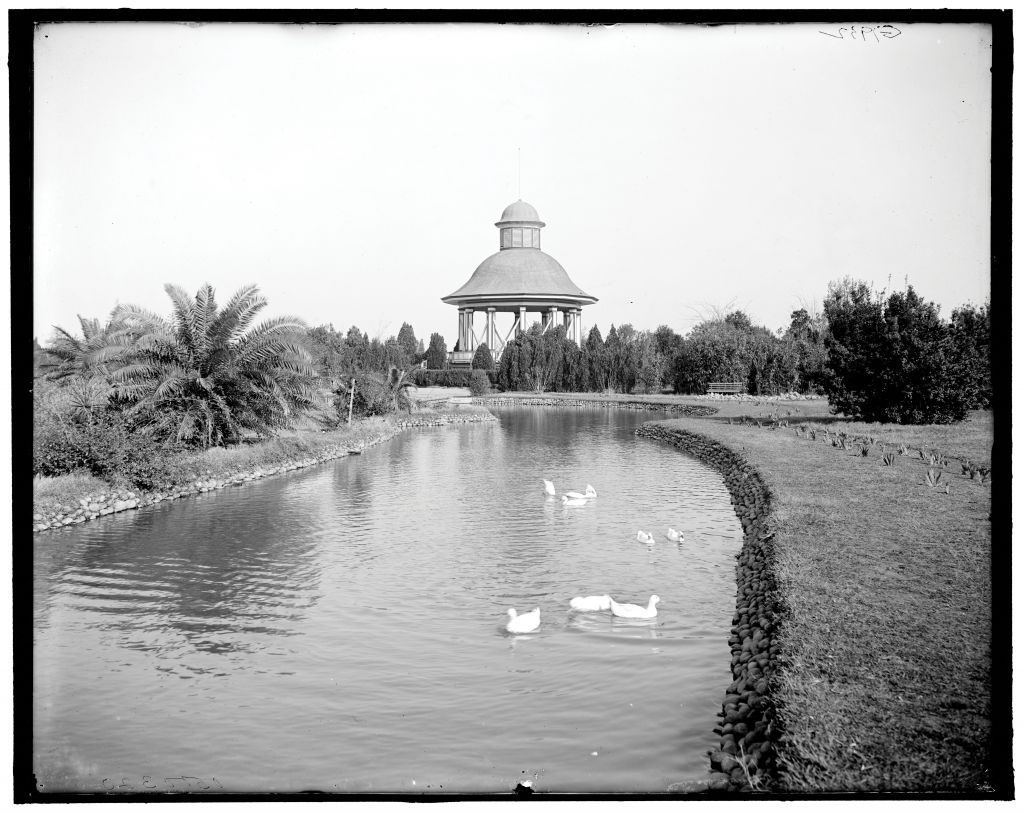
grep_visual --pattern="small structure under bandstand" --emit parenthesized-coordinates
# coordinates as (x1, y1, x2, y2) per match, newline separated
(442, 200, 598, 366)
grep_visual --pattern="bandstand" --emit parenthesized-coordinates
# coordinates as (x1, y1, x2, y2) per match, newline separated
(442, 200, 598, 366)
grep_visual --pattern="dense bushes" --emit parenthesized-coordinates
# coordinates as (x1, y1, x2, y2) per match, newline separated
(468, 369, 491, 395)
(33, 390, 174, 488)
(669, 312, 802, 396)
(822, 280, 989, 424)
(410, 368, 497, 387)
(471, 343, 495, 370)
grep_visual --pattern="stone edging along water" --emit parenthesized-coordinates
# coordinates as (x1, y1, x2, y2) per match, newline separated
(636, 422, 782, 793)
(32, 411, 497, 534)
(475, 396, 718, 415)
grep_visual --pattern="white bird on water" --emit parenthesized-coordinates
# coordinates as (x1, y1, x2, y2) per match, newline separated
(636, 531, 655, 545)
(569, 594, 612, 611)
(563, 484, 598, 500)
(562, 495, 588, 506)
(543, 479, 557, 497)
(609, 595, 660, 619)
(506, 607, 541, 634)
(666, 528, 684, 543)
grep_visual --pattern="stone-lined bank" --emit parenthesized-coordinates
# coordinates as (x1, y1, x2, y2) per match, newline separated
(636, 422, 783, 793)
(33, 411, 496, 534)
(475, 396, 717, 416)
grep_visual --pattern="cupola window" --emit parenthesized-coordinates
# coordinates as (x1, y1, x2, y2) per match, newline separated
(500, 227, 540, 249)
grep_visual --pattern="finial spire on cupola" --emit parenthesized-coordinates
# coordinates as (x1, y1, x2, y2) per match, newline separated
(496, 199, 544, 249)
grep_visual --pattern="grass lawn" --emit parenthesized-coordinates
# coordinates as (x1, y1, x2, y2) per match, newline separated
(651, 409, 998, 793)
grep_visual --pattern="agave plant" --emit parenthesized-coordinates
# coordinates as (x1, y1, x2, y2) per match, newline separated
(924, 468, 942, 487)
(109, 283, 325, 447)
(881, 452, 896, 467)
(860, 444, 870, 457)
(898, 444, 909, 456)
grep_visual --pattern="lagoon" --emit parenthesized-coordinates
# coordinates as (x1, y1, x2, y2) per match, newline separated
(33, 407, 743, 794)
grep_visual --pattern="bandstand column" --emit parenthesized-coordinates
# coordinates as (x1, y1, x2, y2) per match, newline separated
(486, 307, 496, 350)
(518, 306, 526, 337)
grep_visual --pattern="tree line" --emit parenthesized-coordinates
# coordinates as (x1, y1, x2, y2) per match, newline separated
(35, 276, 992, 485)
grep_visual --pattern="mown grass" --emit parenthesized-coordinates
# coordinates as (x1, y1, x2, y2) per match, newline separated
(654, 411, 995, 792)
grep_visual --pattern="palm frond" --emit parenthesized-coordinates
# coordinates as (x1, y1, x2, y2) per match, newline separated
(193, 283, 217, 361)
(210, 284, 266, 347)
(164, 283, 200, 355)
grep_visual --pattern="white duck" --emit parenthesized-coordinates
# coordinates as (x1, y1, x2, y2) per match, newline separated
(569, 594, 612, 611)
(636, 530, 655, 545)
(562, 495, 587, 506)
(666, 528, 685, 543)
(564, 484, 598, 500)
(543, 479, 556, 497)
(609, 595, 660, 619)
(506, 607, 541, 634)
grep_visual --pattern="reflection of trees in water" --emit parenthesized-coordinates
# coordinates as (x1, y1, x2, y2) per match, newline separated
(38, 485, 323, 658)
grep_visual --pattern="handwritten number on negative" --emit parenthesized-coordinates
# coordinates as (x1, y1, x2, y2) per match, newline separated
(820, 25, 902, 42)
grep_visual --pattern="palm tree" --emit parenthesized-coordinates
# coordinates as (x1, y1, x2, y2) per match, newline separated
(110, 283, 326, 447)
(384, 365, 416, 413)
(40, 312, 138, 383)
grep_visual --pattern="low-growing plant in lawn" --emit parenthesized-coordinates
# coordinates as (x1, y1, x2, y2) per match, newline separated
(860, 444, 870, 457)
(924, 468, 942, 488)
(881, 452, 896, 466)
(978, 467, 990, 484)
(898, 444, 910, 456)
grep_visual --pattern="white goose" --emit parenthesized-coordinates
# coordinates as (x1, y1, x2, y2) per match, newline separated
(636, 530, 655, 545)
(609, 595, 660, 619)
(506, 607, 541, 634)
(564, 484, 598, 500)
(543, 479, 557, 497)
(666, 528, 685, 543)
(569, 594, 612, 611)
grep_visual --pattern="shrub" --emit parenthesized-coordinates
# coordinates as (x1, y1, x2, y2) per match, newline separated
(822, 280, 982, 424)
(33, 394, 174, 488)
(471, 343, 495, 371)
(425, 332, 448, 369)
(410, 368, 497, 388)
(468, 369, 491, 396)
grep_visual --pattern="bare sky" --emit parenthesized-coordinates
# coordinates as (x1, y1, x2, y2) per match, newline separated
(33, 21, 992, 347)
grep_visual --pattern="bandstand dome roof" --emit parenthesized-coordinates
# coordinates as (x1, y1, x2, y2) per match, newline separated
(442, 248, 597, 307)
(442, 200, 598, 309)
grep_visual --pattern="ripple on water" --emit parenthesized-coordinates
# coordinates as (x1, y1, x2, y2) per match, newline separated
(34, 408, 743, 793)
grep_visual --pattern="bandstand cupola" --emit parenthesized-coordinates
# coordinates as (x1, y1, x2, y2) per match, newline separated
(442, 199, 597, 367)
(497, 200, 544, 249)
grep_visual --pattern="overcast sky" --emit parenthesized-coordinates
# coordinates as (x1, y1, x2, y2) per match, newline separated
(33, 21, 992, 348)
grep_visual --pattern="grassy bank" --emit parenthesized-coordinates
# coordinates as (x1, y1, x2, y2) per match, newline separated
(480, 390, 999, 792)
(647, 409, 997, 793)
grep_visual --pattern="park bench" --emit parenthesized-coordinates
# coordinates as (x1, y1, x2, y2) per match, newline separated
(707, 382, 745, 395)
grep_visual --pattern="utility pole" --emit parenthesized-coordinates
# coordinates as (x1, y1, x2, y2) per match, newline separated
(347, 378, 355, 425)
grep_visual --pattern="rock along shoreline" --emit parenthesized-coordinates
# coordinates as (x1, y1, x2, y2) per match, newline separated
(32, 410, 496, 534)
(637, 422, 781, 793)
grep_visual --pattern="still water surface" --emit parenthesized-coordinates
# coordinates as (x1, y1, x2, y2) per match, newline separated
(34, 408, 743, 794)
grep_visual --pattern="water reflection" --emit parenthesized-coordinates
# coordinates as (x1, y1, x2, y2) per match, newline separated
(35, 407, 743, 793)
